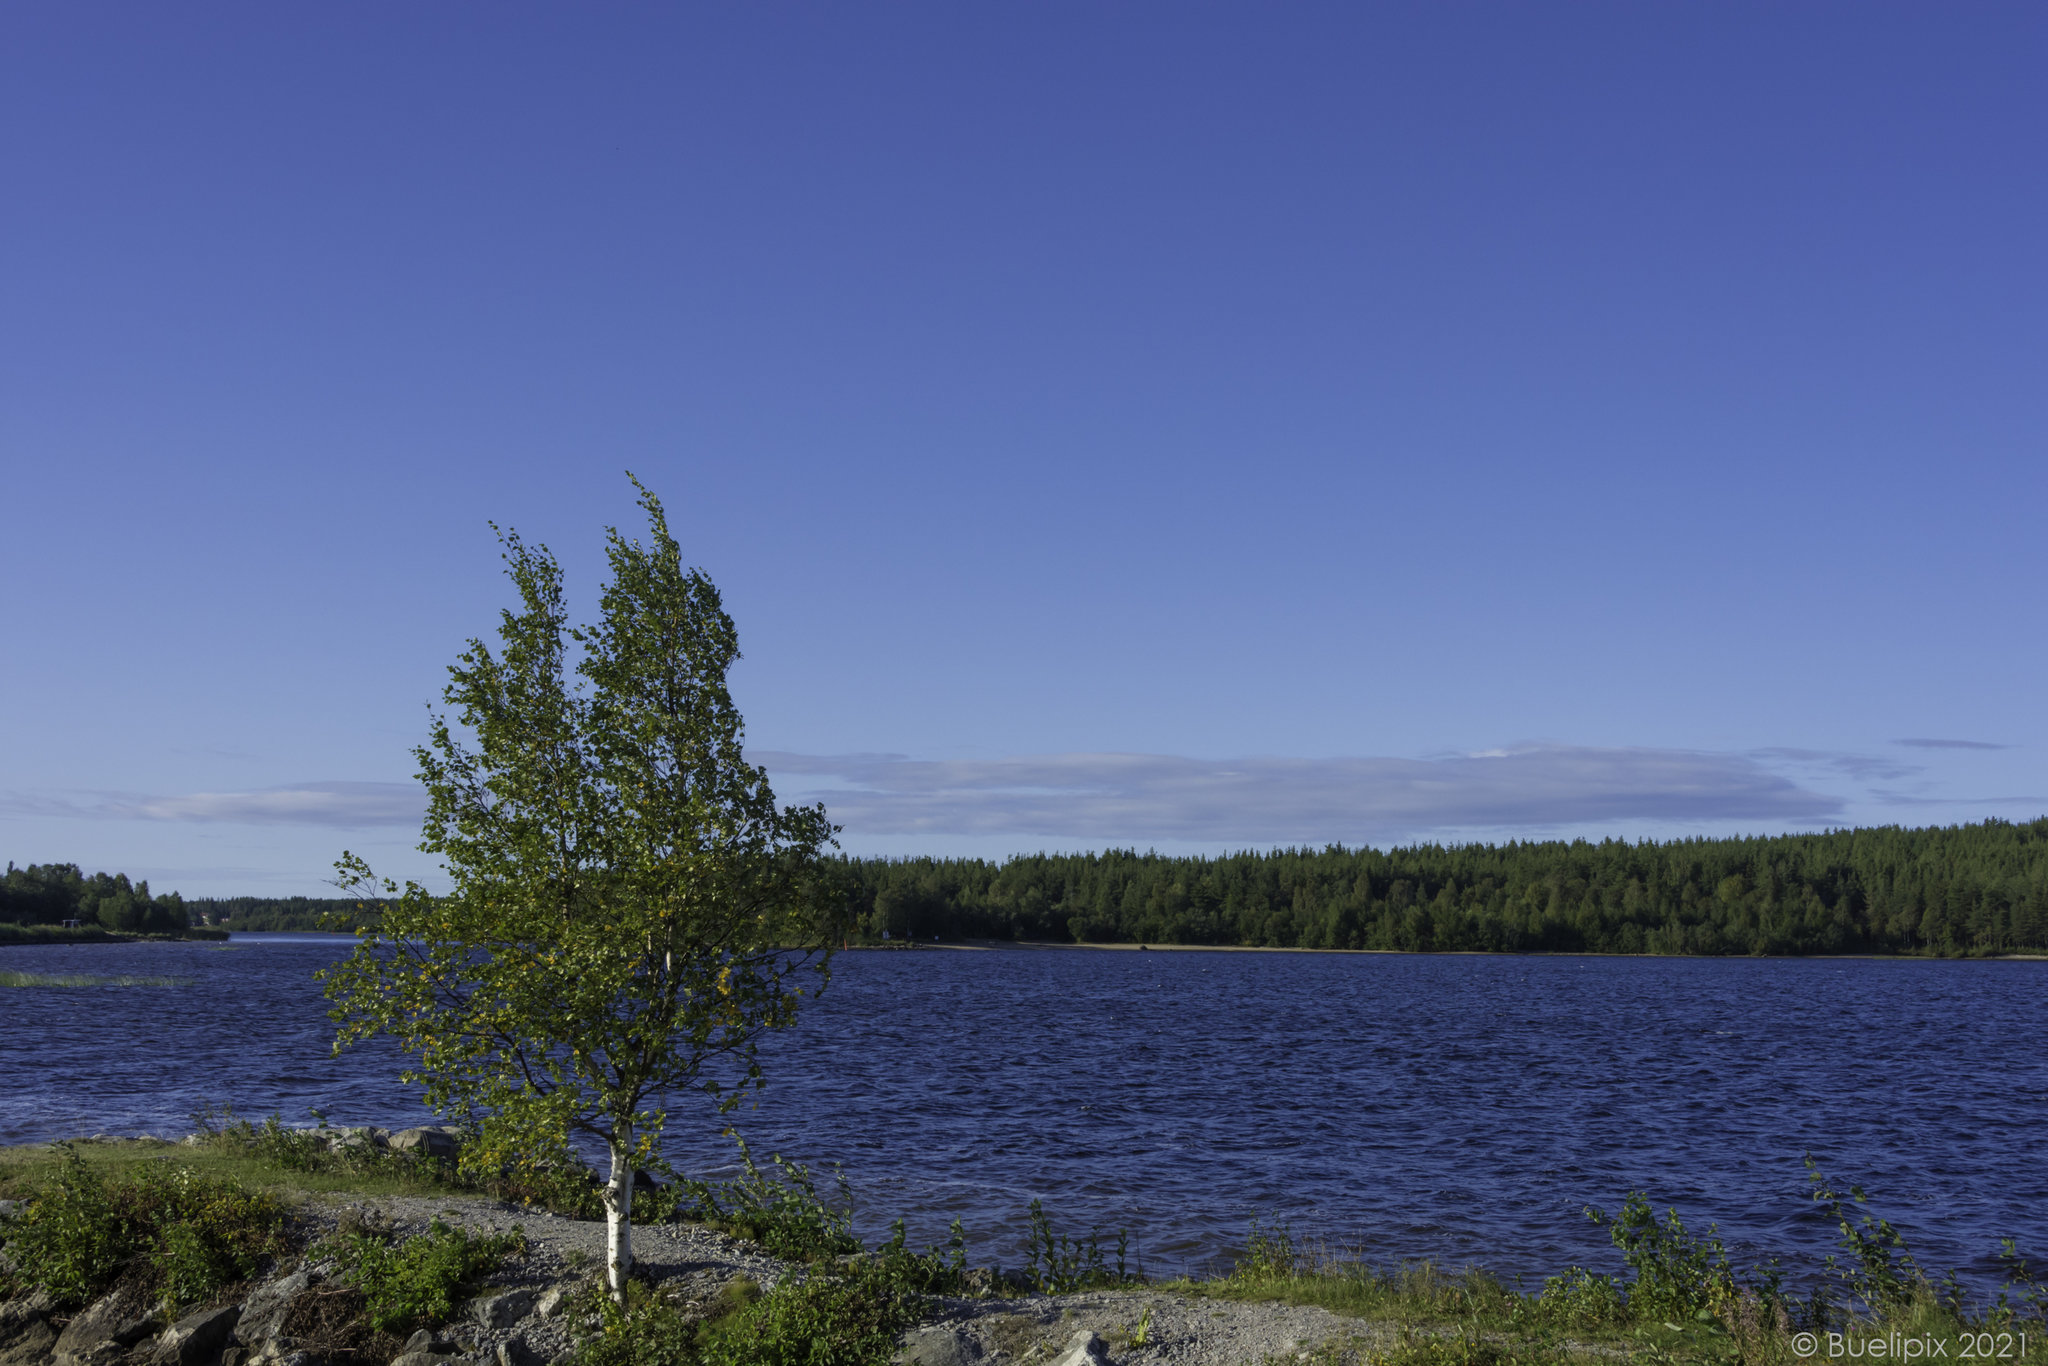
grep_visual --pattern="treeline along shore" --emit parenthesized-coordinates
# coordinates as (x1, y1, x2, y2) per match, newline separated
(15, 818, 2042, 957)
(848, 819, 2048, 956)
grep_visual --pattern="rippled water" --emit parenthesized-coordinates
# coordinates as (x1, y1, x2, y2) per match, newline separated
(3, 937, 2042, 1289)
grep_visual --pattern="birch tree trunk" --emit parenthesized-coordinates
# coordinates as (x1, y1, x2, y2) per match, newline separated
(603, 1123, 636, 1299)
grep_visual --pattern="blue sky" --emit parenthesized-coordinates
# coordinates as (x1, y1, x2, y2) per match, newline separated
(2, 4, 2041, 895)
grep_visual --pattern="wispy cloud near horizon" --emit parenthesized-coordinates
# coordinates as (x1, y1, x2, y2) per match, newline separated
(757, 745, 1844, 844)
(1893, 738, 2015, 751)
(2, 782, 424, 829)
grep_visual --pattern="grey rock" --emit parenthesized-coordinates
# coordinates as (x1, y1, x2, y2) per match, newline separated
(0, 1316, 58, 1366)
(232, 1271, 312, 1351)
(468, 1290, 537, 1331)
(1048, 1330, 1107, 1366)
(0, 1201, 21, 1221)
(387, 1354, 466, 1366)
(894, 1325, 985, 1366)
(0, 1292, 57, 1335)
(531, 1289, 568, 1321)
(53, 1287, 161, 1366)
(388, 1127, 461, 1160)
(151, 1306, 241, 1366)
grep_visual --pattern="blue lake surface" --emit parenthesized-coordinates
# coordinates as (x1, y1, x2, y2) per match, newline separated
(2, 937, 2043, 1290)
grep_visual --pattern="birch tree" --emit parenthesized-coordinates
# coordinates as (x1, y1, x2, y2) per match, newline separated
(320, 479, 837, 1300)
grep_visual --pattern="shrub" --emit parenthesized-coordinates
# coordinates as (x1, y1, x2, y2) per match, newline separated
(570, 1282, 704, 1366)
(0, 1150, 287, 1311)
(701, 1261, 927, 1366)
(1534, 1267, 1630, 1328)
(1586, 1193, 1736, 1322)
(321, 1219, 526, 1334)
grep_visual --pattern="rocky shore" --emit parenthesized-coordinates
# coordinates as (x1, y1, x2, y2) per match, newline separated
(0, 1138, 1386, 1366)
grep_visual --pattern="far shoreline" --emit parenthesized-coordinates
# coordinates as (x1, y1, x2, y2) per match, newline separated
(847, 938, 2048, 961)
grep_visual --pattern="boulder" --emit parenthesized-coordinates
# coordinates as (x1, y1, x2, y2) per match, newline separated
(530, 1288, 568, 1322)
(493, 1338, 539, 1366)
(1048, 1330, 1107, 1366)
(401, 1333, 458, 1357)
(894, 1325, 985, 1366)
(232, 1271, 312, 1354)
(465, 1290, 536, 1331)
(53, 1287, 161, 1366)
(388, 1128, 461, 1160)
(151, 1306, 241, 1366)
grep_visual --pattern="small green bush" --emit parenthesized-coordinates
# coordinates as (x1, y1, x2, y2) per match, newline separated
(571, 1282, 704, 1366)
(1534, 1267, 1630, 1328)
(322, 1219, 526, 1334)
(0, 1150, 287, 1310)
(701, 1262, 926, 1366)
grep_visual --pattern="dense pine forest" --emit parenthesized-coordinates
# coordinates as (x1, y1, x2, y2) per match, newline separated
(8, 819, 2046, 954)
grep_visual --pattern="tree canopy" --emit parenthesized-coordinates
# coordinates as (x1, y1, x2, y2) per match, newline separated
(320, 481, 839, 1298)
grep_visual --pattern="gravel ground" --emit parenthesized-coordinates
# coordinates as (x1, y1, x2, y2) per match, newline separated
(300, 1193, 1400, 1366)
(900, 1289, 1398, 1365)
(301, 1192, 795, 1366)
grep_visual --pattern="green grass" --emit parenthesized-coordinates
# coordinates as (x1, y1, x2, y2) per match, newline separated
(0, 1135, 470, 1204)
(0, 971, 193, 988)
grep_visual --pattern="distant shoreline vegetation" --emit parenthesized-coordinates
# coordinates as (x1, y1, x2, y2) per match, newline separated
(10, 818, 2041, 957)
(0, 863, 226, 943)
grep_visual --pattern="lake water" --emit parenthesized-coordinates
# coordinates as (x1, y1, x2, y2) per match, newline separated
(2, 937, 2043, 1292)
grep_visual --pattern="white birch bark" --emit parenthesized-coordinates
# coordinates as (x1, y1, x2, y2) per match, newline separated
(603, 1123, 636, 1299)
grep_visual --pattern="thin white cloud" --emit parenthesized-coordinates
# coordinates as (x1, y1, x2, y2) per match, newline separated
(757, 745, 1843, 843)
(2, 782, 424, 829)
(1893, 737, 2014, 751)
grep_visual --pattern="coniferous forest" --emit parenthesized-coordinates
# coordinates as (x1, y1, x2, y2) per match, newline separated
(841, 819, 2048, 956)
(7, 819, 2046, 955)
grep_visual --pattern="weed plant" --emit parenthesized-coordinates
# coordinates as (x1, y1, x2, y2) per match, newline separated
(668, 1134, 859, 1262)
(1021, 1197, 1136, 1292)
(1206, 1164, 2046, 1366)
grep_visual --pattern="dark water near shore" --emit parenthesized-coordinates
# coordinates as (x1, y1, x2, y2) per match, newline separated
(3, 938, 2043, 1291)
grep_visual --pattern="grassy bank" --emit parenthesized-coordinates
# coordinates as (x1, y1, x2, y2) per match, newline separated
(0, 922, 229, 946)
(2, 1133, 2042, 1366)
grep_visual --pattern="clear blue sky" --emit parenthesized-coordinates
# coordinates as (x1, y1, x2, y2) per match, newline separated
(3, 4, 2041, 895)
